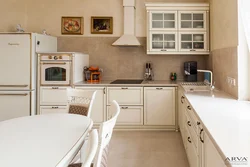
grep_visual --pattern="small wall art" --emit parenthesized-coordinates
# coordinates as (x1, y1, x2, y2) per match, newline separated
(61, 16, 83, 35)
(91, 16, 113, 34)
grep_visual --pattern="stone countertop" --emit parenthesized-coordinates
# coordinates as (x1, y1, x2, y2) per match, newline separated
(182, 87, 250, 167)
(74, 80, 179, 87)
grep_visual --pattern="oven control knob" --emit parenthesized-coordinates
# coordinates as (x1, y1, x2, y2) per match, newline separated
(54, 56, 58, 60)
(48, 55, 52, 59)
(59, 55, 62, 59)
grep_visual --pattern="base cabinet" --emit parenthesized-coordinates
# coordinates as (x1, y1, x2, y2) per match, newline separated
(144, 87, 176, 126)
(76, 87, 106, 124)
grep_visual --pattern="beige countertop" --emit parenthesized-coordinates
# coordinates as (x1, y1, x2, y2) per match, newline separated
(74, 80, 179, 87)
(182, 86, 250, 167)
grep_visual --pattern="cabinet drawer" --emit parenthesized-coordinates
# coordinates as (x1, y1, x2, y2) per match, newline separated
(186, 113, 198, 148)
(40, 106, 68, 114)
(186, 125, 199, 167)
(107, 87, 143, 105)
(40, 87, 69, 105)
(186, 103, 200, 134)
(107, 106, 143, 125)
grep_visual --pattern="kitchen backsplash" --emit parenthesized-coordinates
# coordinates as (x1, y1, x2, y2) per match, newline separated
(58, 37, 207, 81)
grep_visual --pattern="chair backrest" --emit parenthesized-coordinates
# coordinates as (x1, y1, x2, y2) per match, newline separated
(67, 88, 97, 117)
(93, 100, 120, 167)
(81, 129, 98, 167)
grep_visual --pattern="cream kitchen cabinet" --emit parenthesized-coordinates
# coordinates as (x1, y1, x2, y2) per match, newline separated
(179, 32, 207, 52)
(107, 87, 143, 105)
(144, 87, 176, 126)
(76, 87, 106, 124)
(149, 11, 177, 31)
(107, 106, 143, 125)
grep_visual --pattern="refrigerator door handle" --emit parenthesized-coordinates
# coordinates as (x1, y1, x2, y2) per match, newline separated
(0, 93, 28, 96)
(0, 85, 29, 87)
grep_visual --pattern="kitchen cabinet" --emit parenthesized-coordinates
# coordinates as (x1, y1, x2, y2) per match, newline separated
(76, 87, 106, 124)
(107, 106, 143, 125)
(107, 87, 143, 105)
(144, 87, 175, 126)
(40, 106, 68, 114)
(186, 126, 199, 167)
(39, 86, 69, 105)
(145, 3, 210, 55)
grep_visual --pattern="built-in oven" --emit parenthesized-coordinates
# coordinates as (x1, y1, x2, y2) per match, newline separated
(40, 54, 72, 86)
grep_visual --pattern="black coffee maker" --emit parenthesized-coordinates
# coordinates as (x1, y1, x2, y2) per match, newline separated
(184, 61, 197, 82)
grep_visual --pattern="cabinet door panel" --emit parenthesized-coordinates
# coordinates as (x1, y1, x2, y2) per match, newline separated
(40, 87, 69, 105)
(144, 87, 175, 125)
(179, 11, 206, 30)
(150, 11, 177, 30)
(40, 106, 68, 114)
(186, 126, 199, 167)
(179, 32, 207, 51)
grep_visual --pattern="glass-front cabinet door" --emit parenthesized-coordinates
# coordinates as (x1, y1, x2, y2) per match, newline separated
(150, 11, 177, 30)
(150, 32, 177, 52)
(178, 11, 206, 30)
(179, 32, 207, 51)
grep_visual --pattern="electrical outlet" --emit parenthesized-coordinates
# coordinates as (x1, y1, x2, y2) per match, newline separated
(226, 77, 236, 86)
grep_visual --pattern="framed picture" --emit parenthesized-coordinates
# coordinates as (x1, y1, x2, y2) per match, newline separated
(61, 16, 83, 35)
(91, 17, 113, 34)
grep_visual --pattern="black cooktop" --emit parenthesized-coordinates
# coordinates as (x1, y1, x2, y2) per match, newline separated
(110, 79, 143, 84)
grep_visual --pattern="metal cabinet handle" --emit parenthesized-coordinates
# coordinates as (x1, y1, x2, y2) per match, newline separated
(103, 88, 106, 94)
(190, 49, 196, 51)
(187, 137, 192, 143)
(187, 121, 191, 126)
(200, 129, 204, 143)
(121, 107, 128, 109)
(181, 96, 185, 103)
(0, 93, 28, 96)
(156, 88, 163, 90)
(51, 106, 59, 109)
(121, 87, 128, 89)
(52, 87, 59, 89)
(0, 85, 28, 87)
(187, 106, 191, 110)
(197, 121, 201, 125)
(8, 43, 20, 46)
(161, 49, 167, 51)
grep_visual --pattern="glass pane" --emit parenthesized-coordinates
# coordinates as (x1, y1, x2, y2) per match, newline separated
(181, 21, 192, 28)
(193, 21, 204, 28)
(181, 34, 192, 41)
(164, 34, 175, 41)
(152, 13, 163, 20)
(193, 42, 204, 49)
(45, 67, 66, 81)
(152, 42, 163, 49)
(181, 13, 192, 20)
(164, 42, 175, 49)
(152, 21, 163, 28)
(164, 13, 175, 20)
(193, 34, 204, 41)
(193, 14, 203, 20)
(152, 34, 163, 41)
(181, 42, 192, 49)
(164, 21, 175, 28)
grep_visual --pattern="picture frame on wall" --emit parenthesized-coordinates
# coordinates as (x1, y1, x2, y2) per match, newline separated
(61, 16, 83, 35)
(91, 16, 113, 34)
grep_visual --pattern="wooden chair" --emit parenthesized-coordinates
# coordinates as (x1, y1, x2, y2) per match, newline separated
(69, 129, 99, 167)
(67, 88, 97, 117)
(69, 100, 120, 167)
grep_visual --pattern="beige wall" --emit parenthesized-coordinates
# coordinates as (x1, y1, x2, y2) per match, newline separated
(210, 0, 238, 50)
(25, 0, 207, 36)
(0, 0, 28, 32)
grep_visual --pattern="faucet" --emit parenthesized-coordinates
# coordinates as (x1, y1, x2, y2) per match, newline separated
(197, 69, 214, 90)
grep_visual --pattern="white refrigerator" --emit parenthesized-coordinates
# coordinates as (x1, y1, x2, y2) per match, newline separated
(0, 33, 57, 121)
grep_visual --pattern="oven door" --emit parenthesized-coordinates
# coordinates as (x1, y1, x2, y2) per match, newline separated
(40, 61, 71, 86)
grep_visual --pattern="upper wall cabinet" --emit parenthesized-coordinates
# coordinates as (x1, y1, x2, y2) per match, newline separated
(145, 3, 210, 55)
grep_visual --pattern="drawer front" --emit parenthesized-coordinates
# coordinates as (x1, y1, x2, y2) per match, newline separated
(107, 106, 143, 125)
(186, 113, 198, 148)
(107, 87, 143, 105)
(186, 125, 199, 167)
(40, 106, 68, 114)
(40, 87, 69, 105)
(186, 104, 200, 134)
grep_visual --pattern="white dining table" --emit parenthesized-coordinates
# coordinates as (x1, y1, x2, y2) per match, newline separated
(0, 114, 93, 167)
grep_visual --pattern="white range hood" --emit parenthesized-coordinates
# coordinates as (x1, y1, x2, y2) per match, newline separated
(112, 0, 141, 46)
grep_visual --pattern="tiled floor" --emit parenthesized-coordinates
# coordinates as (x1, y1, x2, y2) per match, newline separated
(108, 131, 189, 167)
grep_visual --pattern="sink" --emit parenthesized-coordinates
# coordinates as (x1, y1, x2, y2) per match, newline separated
(181, 82, 211, 92)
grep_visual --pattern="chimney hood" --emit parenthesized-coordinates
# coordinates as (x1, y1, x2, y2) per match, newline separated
(112, 0, 141, 46)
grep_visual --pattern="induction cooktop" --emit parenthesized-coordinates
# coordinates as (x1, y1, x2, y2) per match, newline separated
(110, 79, 143, 84)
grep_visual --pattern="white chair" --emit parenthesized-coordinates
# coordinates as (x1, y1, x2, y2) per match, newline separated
(68, 129, 99, 167)
(69, 100, 120, 167)
(67, 88, 97, 117)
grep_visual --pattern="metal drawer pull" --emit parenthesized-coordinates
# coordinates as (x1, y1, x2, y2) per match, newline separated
(197, 121, 201, 125)
(51, 106, 59, 109)
(121, 107, 128, 109)
(42, 62, 66, 65)
(181, 96, 185, 103)
(0, 85, 28, 87)
(161, 49, 167, 51)
(52, 87, 59, 89)
(187, 121, 191, 126)
(121, 87, 128, 89)
(187, 137, 192, 143)
(187, 106, 191, 110)
(8, 43, 20, 46)
(200, 129, 204, 143)
(190, 49, 196, 51)
(156, 88, 163, 90)
(0, 93, 28, 96)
